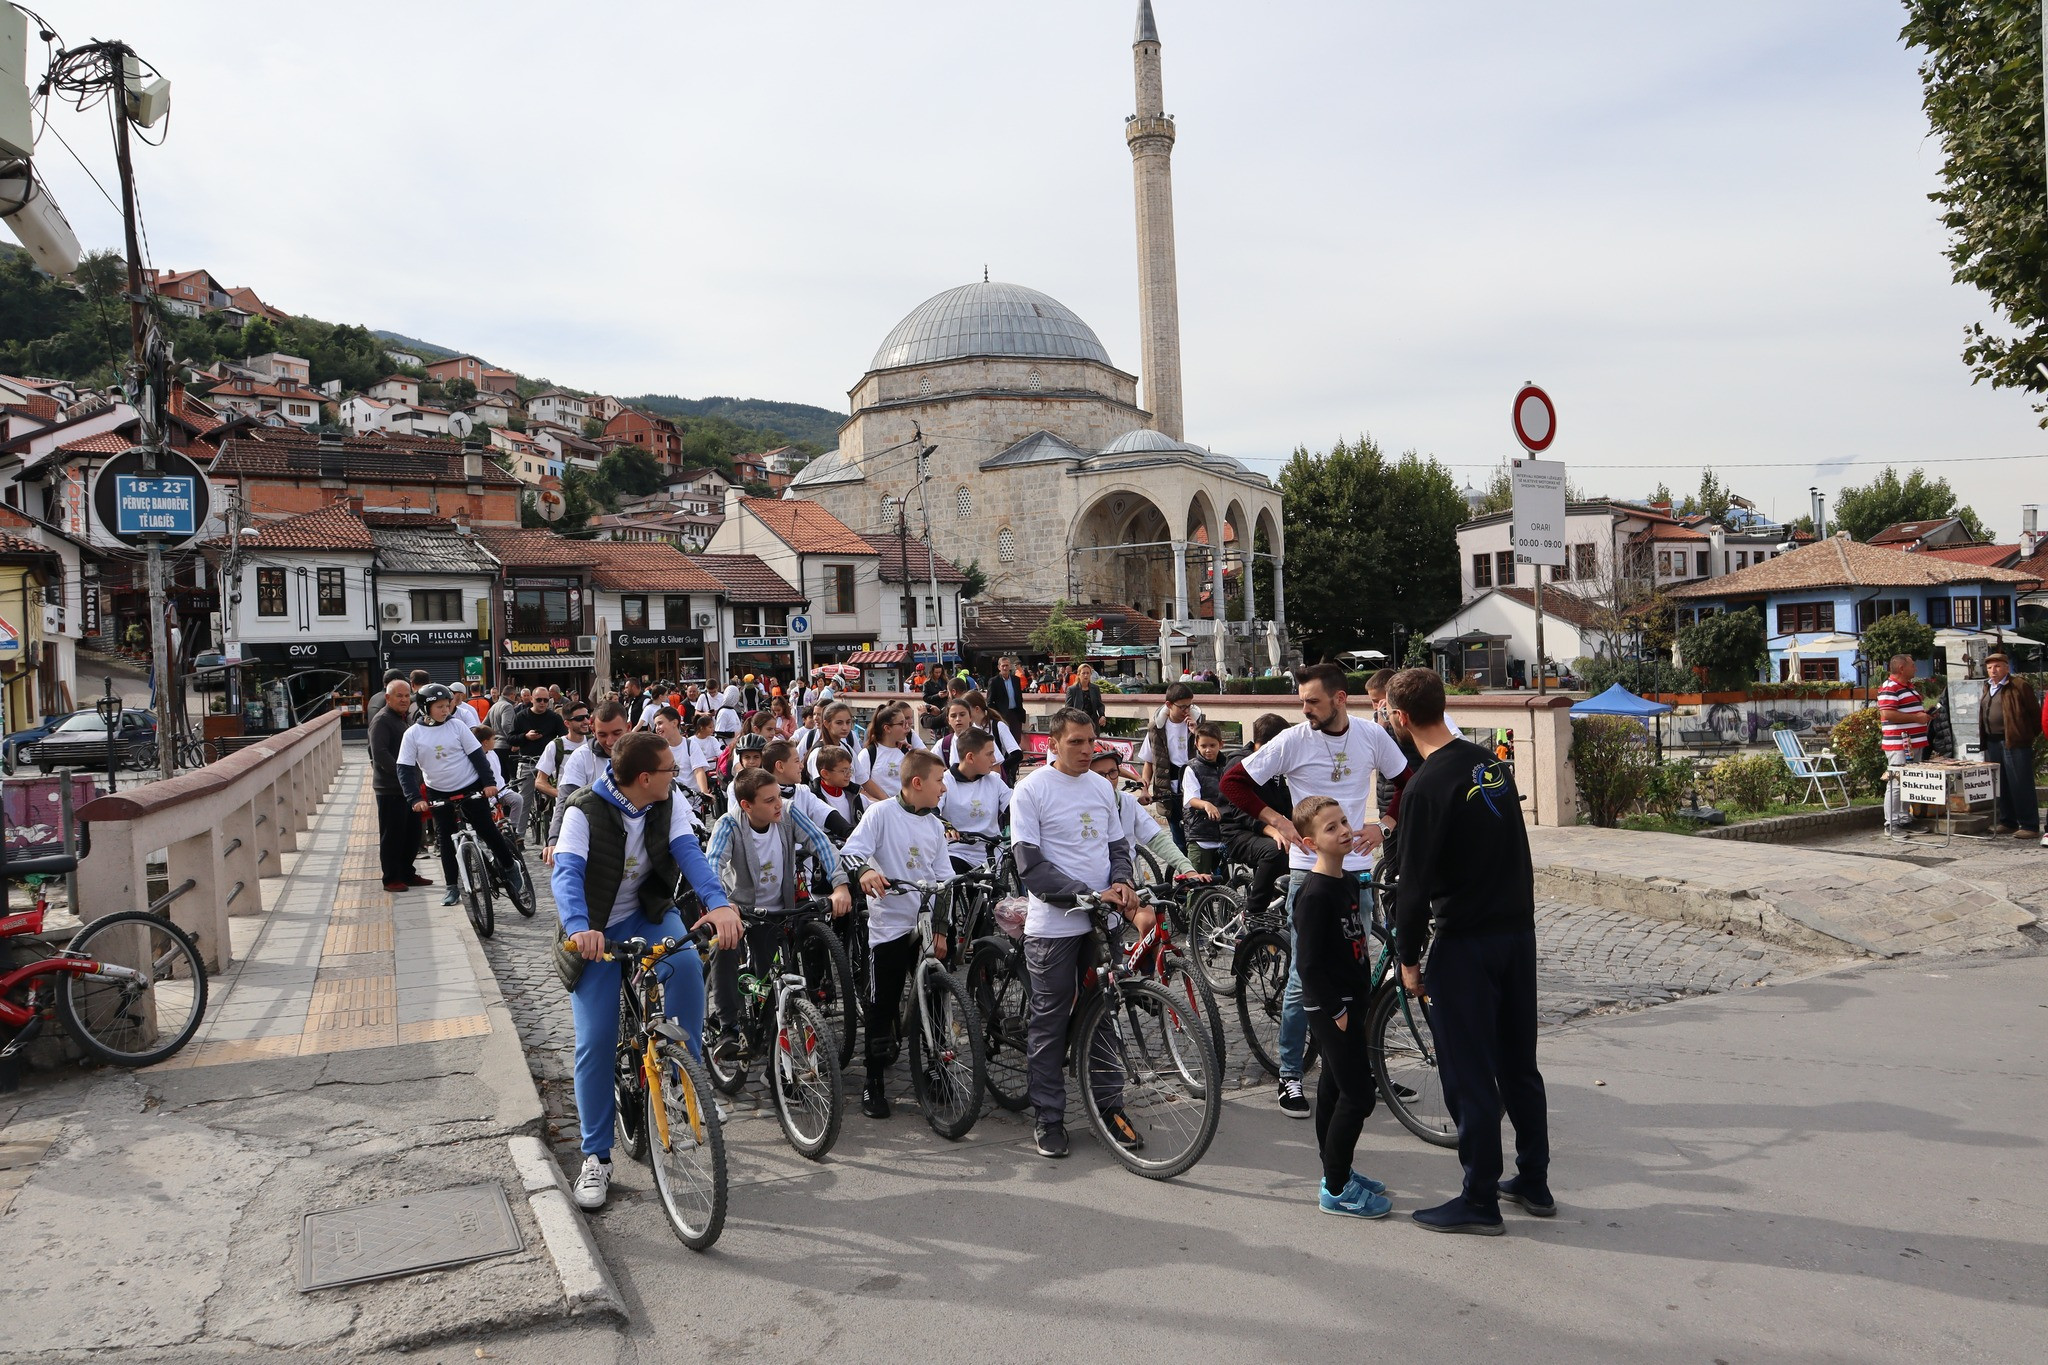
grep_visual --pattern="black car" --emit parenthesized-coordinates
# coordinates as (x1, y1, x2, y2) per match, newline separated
(28, 709, 159, 773)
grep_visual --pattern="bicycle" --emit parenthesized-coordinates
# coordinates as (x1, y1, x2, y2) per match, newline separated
(871, 877, 988, 1140)
(605, 923, 727, 1251)
(1119, 877, 1228, 1080)
(424, 792, 535, 940)
(1361, 839, 1456, 1148)
(1, 853, 209, 1068)
(702, 898, 843, 1160)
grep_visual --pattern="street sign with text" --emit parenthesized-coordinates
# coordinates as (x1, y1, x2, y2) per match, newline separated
(90, 446, 212, 549)
(1511, 457, 1567, 567)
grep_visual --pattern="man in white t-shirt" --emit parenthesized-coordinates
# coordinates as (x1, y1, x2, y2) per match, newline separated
(398, 685, 525, 906)
(1227, 661, 1408, 1119)
(533, 702, 592, 802)
(542, 702, 633, 861)
(1010, 707, 1149, 1159)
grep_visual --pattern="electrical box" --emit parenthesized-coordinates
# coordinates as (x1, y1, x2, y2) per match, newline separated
(122, 53, 170, 130)
(0, 8, 33, 160)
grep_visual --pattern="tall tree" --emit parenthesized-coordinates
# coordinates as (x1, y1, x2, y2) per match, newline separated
(1279, 436, 1466, 663)
(1830, 466, 1988, 541)
(1901, 1, 2048, 418)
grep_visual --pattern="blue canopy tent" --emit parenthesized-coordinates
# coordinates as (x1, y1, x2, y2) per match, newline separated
(1570, 683, 1673, 760)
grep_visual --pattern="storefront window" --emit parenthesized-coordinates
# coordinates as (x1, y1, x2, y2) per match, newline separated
(411, 590, 463, 622)
(622, 595, 648, 630)
(257, 568, 286, 617)
(317, 568, 346, 617)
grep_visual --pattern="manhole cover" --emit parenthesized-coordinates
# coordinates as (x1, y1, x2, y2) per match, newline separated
(299, 1183, 524, 1291)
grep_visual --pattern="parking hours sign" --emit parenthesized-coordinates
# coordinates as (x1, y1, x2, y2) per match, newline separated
(114, 476, 198, 536)
(1510, 457, 1566, 567)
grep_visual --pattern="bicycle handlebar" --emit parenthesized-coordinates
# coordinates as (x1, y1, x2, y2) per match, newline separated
(604, 920, 717, 963)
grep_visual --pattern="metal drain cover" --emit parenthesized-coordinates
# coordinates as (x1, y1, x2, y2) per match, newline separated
(299, 1183, 524, 1291)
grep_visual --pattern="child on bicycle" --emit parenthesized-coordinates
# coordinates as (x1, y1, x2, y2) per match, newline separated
(1292, 794, 1393, 1221)
(1090, 744, 1199, 880)
(809, 745, 864, 843)
(841, 748, 950, 1120)
(398, 685, 525, 907)
(764, 739, 842, 845)
(939, 729, 1010, 871)
(470, 724, 526, 845)
(1181, 723, 1231, 874)
(703, 767, 852, 1062)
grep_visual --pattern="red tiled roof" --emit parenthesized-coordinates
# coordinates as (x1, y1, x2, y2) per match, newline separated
(1668, 536, 2041, 598)
(1870, 518, 1964, 546)
(56, 431, 135, 455)
(0, 531, 55, 559)
(360, 511, 456, 529)
(862, 532, 968, 583)
(688, 553, 805, 603)
(212, 431, 523, 488)
(586, 542, 726, 593)
(476, 528, 597, 568)
(740, 497, 874, 555)
(237, 503, 373, 551)
(1916, 543, 2021, 569)
(963, 602, 1161, 652)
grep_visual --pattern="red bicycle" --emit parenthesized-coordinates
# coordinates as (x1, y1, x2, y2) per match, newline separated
(1, 853, 209, 1068)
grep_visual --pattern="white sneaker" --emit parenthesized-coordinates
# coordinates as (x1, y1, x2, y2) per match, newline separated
(715, 1099, 731, 1124)
(571, 1155, 612, 1211)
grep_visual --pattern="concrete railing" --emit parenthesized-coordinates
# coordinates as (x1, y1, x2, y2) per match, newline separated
(837, 690, 1582, 826)
(73, 712, 344, 972)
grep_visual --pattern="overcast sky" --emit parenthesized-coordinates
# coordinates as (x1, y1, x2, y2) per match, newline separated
(22, 1, 2044, 535)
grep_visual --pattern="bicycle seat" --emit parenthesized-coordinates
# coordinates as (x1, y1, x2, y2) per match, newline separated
(3, 853, 78, 878)
(737, 899, 832, 924)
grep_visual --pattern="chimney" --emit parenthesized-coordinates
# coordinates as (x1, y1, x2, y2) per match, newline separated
(1707, 527, 1725, 578)
(2024, 505, 2040, 558)
(348, 493, 364, 515)
(452, 507, 472, 536)
(1809, 486, 1827, 540)
(462, 438, 485, 488)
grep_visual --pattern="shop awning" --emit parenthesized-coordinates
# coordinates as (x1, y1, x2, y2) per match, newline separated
(844, 648, 908, 666)
(503, 655, 595, 670)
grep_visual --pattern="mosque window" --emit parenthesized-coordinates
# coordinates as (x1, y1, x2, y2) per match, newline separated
(881, 495, 897, 523)
(956, 486, 972, 519)
(1028, 370, 1042, 389)
(919, 377, 933, 395)
(998, 527, 1016, 562)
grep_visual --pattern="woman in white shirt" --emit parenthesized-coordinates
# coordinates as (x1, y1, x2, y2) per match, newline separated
(854, 700, 920, 802)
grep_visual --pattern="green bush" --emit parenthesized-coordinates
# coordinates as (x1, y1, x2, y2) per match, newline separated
(1676, 607, 1767, 690)
(1570, 716, 1657, 827)
(1829, 706, 1887, 795)
(1860, 611, 1936, 670)
(1576, 657, 1698, 696)
(1641, 758, 1699, 818)
(1707, 753, 1793, 813)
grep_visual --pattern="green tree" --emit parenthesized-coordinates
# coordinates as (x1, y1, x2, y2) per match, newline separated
(1901, 1, 2048, 419)
(597, 445, 662, 498)
(1859, 610, 1937, 670)
(1830, 466, 1987, 541)
(1570, 716, 1656, 827)
(958, 558, 989, 600)
(1280, 436, 1467, 663)
(1028, 600, 1090, 661)
(1676, 606, 1766, 689)
(582, 417, 606, 439)
(239, 316, 280, 355)
(443, 376, 478, 403)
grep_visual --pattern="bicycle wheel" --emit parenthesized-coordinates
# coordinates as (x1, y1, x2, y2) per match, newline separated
(1134, 843, 1167, 889)
(701, 958, 751, 1096)
(770, 995, 842, 1160)
(795, 919, 859, 1072)
(906, 963, 986, 1140)
(963, 938, 1031, 1112)
(1074, 978, 1221, 1179)
(528, 792, 553, 846)
(646, 1040, 728, 1251)
(615, 1035, 649, 1162)
(1234, 929, 1289, 1076)
(1368, 983, 1456, 1147)
(459, 838, 495, 939)
(1158, 950, 1227, 1081)
(501, 857, 537, 919)
(57, 911, 208, 1067)
(1183, 885, 1243, 997)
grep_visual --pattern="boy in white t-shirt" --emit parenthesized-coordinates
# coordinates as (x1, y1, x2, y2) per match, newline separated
(842, 748, 951, 1121)
(939, 728, 1011, 871)
(471, 724, 525, 844)
(808, 745, 864, 842)
(397, 685, 523, 906)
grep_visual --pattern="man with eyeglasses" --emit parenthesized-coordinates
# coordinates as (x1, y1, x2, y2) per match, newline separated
(543, 701, 638, 864)
(535, 704, 593, 803)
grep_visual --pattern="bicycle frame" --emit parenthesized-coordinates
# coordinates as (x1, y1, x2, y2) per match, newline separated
(0, 952, 149, 1029)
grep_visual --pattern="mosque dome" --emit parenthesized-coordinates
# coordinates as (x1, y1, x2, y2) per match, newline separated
(869, 281, 1114, 372)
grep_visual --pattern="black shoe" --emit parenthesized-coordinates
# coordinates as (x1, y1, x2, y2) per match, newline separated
(861, 1073, 892, 1119)
(1412, 1196, 1505, 1236)
(710, 1028, 745, 1064)
(1102, 1108, 1145, 1151)
(1277, 1076, 1311, 1118)
(1498, 1175, 1556, 1216)
(1033, 1122, 1070, 1158)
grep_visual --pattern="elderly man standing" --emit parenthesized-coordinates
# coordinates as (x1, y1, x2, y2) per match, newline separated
(370, 679, 427, 892)
(489, 686, 519, 736)
(1978, 650, 2040, 838)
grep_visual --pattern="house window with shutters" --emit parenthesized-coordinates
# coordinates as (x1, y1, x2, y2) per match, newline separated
(1495, 551, 1515, 586)
(1472, 554, 1492, 589)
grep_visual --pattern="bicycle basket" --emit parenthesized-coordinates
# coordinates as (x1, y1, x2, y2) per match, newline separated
(992, 895, 1029, 941)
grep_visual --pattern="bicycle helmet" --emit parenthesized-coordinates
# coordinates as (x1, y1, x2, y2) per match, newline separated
(735, 732, 769, 754)
(416, 683, 456, 717)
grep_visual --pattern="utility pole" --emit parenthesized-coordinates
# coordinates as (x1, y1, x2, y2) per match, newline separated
(108, 41, 175, 780)
(911, 426, 943, 676)
(896, 496, 913, 673)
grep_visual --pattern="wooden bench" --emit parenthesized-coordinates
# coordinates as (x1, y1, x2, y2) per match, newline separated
(1679, 727, 1738, 753)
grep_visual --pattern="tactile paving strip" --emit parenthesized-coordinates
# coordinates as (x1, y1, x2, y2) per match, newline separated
(299, 1183, 523, 1291)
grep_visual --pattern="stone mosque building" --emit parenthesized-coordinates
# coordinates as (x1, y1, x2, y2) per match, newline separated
(788, 1, 1287, 671)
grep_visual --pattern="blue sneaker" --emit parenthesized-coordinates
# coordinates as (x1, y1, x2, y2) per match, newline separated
(1318, 1178, 1393, 1220)
(1348, 1170, 1389, 1197)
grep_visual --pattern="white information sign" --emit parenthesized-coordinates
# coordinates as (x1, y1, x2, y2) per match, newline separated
(1511, 457, 1567, 568)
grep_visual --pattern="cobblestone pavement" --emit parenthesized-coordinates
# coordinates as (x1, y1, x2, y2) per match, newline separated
(479, 845, 1828, 1165)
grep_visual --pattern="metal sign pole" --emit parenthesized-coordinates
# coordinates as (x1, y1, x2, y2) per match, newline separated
(1534, 576, 1546, 696)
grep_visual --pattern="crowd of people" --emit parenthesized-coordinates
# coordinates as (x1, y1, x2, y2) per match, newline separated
(364, 655, 1551, 1235)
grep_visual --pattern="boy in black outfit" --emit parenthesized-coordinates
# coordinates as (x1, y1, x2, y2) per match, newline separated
(1291, 794, 1394, 1220)
(1219, 713, 1292, 922)
(1386, 666, 1551, 1235)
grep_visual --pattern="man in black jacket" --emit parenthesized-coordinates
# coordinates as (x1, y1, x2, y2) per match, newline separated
(369, 679, 426, 892)
(988, 656, 1028, 739)
(1387, 666, 1550, 1236)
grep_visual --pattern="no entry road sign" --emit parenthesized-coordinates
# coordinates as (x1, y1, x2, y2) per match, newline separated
(1512, 383, 1556, 454)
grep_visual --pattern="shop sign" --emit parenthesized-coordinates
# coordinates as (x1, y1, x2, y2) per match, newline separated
(505, 635, 581, 656)
(613, 629, 704, 650)
(384, 628, 480, 648)
(463, 655, 485, 683)
(81, 571, 100, 637)
(733, 636, 791, 649)
(243, 639, 369, 666)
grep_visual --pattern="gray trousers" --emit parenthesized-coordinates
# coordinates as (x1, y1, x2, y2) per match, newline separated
(1024, 933, 1122, 1126)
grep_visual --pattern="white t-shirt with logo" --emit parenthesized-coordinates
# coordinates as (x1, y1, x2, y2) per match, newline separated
(1010, 765, 1124, 939)
(940, 772, 1011, 866)
(842, 798, 948, 945)
(556, 803, 652, 930)
(537, 735, 583, 781)
(398, 720, 486, 793)
(1115, 789, 1162, 847)
(737, 817, 786, 910)
(1136, 717, 1192, 769)
(1240, 716, 1408, 874)
(853, 743, 914, 798)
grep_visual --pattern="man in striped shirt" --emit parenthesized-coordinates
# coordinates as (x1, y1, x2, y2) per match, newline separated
(1877, 653, 1928, 834)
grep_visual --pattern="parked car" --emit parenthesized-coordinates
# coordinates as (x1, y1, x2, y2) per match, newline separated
(1, 710, 83, 774)
(28, 709, 159, 773)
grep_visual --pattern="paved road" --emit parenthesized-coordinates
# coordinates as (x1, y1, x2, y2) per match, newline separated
(420, 947, 2048, 1365)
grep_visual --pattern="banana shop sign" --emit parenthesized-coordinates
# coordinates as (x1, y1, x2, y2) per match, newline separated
(504, 635, 581, 656)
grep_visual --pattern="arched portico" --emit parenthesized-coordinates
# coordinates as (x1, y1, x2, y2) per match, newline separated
(1070, 488, 1178, 618)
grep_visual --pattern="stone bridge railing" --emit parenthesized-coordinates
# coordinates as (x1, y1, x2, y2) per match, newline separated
(73, 712, 345, 972)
